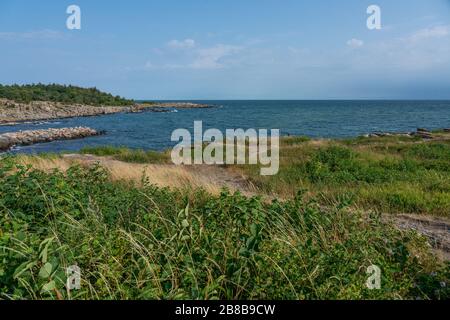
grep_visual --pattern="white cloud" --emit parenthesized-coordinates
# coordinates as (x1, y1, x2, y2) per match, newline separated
(409, 25, 450, 42)
(346, 38, 364, 49)
(189, 44, 241, 69)
(143, 24, 450, 74)
(167, 39, 196, 49)
(343, 25, 450, 72)
(146, 41, 241, 70)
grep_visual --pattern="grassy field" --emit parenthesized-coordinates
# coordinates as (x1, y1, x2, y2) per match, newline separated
(0, 160, 448, 300)
(232, 134, 450, 217)
(81, 133, 450, 217)
(0, 134, 449, 300)
(80, 146, 170, 164)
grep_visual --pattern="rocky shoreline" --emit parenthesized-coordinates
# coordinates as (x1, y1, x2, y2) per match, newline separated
(149, 102, 213, 109)
(0, 99, 213, 125)
(362, 128, 450, 140)
(0, 127, 104, 152)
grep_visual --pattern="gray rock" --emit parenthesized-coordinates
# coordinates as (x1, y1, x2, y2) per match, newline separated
(0, 127, 103, 151)
(0, 136, 12, 151)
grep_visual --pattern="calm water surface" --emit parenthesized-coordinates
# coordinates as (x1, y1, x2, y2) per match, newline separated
(2, 100, 450, 154)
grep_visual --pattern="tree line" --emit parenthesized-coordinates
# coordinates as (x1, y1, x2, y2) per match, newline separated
(0, 83, 134, 106)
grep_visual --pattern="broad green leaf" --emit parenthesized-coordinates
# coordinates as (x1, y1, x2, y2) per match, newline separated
(38, 262, 53, 279)
(42, 280, 56, 292)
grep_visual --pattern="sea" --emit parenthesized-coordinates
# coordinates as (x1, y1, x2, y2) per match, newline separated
(2, 100, 450, 154)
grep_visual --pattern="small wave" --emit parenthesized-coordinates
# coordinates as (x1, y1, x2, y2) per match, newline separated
(23, 121, 45, 124)
(5, 145, 22, 154)
(34, 121, 62, 125)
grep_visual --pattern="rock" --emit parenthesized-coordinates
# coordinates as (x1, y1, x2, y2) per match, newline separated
(0, 99, 212, 124)
(0, 99, 131, 124)
(0, 127, 104, 151)
(364, 129, 438, 139)
(412, 131, 434, 139)
(147, 102, 213, 109)
(0, 136, 13, 151)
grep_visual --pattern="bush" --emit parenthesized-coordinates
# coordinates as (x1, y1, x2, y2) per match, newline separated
(0, 161, 448, 300)
(0, 83, 134, 106)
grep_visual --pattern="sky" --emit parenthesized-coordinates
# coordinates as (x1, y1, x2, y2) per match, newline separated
(0, 0, 450, 100)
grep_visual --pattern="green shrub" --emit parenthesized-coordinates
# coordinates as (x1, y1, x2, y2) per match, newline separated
(238, 137, 450, 215)
(81, 146, 170, 164)
(405, 143, 450, 161)
(0, 83, 134, 106)
(0, 161, 448, 300)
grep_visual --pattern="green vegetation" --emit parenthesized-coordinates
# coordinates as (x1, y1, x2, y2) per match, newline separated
(0, 84, 134, 106)
(1, 134, 449, 300)
(238, 135, 450, 217)
(0, 160, 448, 300)
(80, 146, 170, 164)
(79, 135, 450, 217)
(137, 100, 157, 105)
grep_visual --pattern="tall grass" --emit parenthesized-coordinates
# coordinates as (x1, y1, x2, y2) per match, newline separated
(238, 136, 450, 216)
(77, 136, 450, 216)
(0, 160, 448, 300)
(80, 146, 170, 164)
(13, 154, 233, 195)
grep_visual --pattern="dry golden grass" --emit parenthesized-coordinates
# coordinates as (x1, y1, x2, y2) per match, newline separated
(15, 155, 73, 172)
(14, 154, 256, 196)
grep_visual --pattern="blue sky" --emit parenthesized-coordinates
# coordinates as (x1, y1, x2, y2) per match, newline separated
(0, 0, 450, 99)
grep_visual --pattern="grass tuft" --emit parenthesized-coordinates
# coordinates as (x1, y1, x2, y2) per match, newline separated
(0, 161, 448, 300)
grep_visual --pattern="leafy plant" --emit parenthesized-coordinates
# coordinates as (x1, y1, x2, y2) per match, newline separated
(0, 160, 448, 300)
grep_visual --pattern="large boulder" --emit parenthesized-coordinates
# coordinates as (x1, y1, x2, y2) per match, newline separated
(0, 136, 13, 151)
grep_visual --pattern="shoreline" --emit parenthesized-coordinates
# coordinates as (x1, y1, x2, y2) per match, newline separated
(1, 126, 449, 153)
(0, 127, 104, 152)
(0, 99, 213, 125)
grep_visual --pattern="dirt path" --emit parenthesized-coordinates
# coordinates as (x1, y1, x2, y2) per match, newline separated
(184, 164, 258, 194)
(391, 214, 450, 261)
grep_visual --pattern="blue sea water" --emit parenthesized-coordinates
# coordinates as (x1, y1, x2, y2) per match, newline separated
(2, 100, 450, 154)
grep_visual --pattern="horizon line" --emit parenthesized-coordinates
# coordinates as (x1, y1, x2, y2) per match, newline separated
(137, 98, 450, 101)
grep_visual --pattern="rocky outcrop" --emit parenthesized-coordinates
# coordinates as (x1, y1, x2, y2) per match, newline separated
(0, 99, 135, 124)
(0, 99, 213, 124)
(128, 102, 213, 114)
(149, 102, 213, 109)
(0, 127, 103, 151)
(411, 128, 433, 139)
(364, 128, 450, 140)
